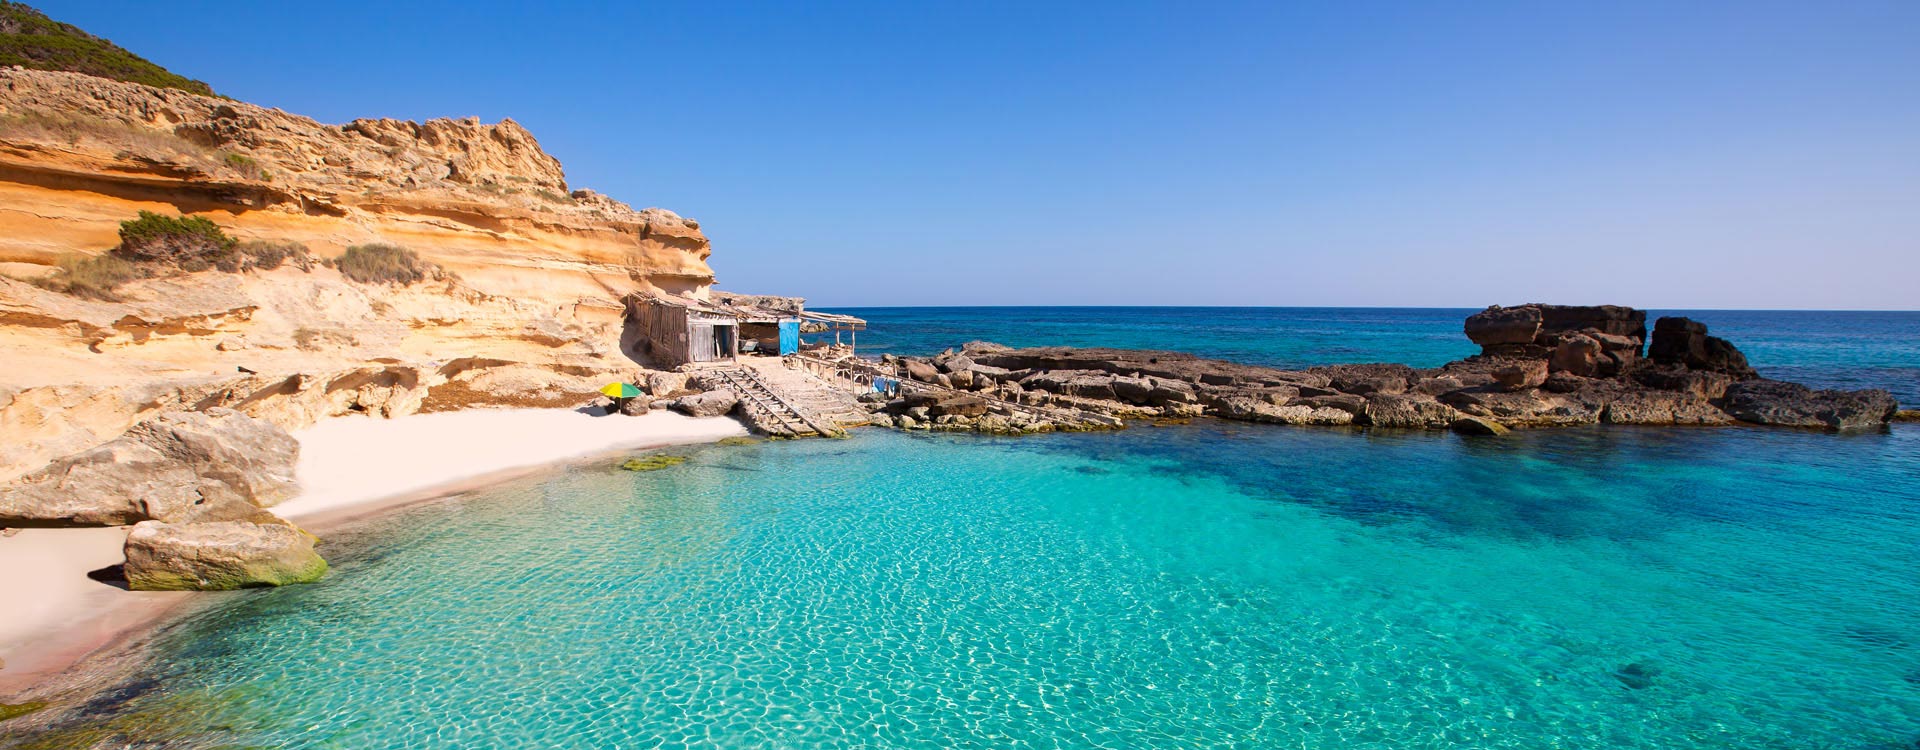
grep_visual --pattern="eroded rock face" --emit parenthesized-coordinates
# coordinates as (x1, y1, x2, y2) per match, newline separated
(1723, 380, 1897, 430)
(0, 408, 296, 526)
(1363, 394, 1462, 429)
(1649, 317, 1758, 378)
(1602, 393, 1735, 425)
(0, 69, 713, 304)
(1465, 304, 1646, 359)
(1463, 306, 1542, 347)
(1492, 360, 1549, 392)
(123, 520, 328, 591)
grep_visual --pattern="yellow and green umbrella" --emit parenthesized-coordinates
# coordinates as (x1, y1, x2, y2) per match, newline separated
(600, 382, 642, 399)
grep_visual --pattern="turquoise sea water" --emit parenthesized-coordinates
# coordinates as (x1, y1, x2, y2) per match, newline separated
(32, 427, 1920, 748)
(14, 308, 1920, 749)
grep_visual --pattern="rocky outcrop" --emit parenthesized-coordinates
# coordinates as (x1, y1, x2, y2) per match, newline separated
(1722, 380, 1898, 430)
(1602, 392, 1735, 425)
(1648, 317, 1757, 378)
(0, 408, 295, 526)
(123, 520, 327, 590)
(1363, 394, 1461, 429)
(877, 304, 1899, 434)
(1465, 304, 1646, 360)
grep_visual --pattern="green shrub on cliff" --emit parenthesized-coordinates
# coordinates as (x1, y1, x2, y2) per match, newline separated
(26, 213, 317, 300)
(230, 240, 316, 272)
(329, 243, 433, 285)
(116, 211, 236, 267)
(0, 2, 215, 95)
(36, 252, 140, 299)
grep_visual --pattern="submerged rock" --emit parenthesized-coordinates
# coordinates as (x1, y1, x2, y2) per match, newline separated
(619, 455, 688, 471)
(0, 408, 297, 527)
(123, 520, 328, 591)
(1612, 662, 1661, 690)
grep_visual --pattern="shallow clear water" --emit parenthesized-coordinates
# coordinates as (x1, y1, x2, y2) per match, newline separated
(40, 425, 1920, 749)
(823, 307, 1920, 403)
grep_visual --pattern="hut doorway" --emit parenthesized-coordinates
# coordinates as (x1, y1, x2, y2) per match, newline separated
(690, 322, 736, 363)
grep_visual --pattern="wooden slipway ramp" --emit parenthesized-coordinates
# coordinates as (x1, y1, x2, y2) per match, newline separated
(697, 363, 866, 438)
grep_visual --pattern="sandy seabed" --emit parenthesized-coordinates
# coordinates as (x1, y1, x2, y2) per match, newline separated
(0, 407, 747, 697)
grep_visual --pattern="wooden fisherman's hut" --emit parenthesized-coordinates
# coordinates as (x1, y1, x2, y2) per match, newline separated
(626, 291, 866, 367)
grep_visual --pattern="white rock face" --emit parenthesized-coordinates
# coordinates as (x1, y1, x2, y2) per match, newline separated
(0, 408, 297, 526)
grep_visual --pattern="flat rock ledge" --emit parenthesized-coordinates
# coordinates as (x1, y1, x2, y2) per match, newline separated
(124, 520, 328, 591)
(865, 305, 1901, 435)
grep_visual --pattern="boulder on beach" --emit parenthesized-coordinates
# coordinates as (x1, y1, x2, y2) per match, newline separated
(123, 520, 328, 591)
(0, 408, 298, 527)
(672, 389, 740, 418)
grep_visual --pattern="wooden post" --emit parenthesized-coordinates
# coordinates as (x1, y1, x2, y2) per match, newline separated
(850, 328, 857, 356)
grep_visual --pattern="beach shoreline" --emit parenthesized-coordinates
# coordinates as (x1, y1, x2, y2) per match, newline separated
(0, 407, 747, 704)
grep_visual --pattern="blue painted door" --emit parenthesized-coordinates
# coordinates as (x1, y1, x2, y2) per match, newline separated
(778, 321, 800, 355)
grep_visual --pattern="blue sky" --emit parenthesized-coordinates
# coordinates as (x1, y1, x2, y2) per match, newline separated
(37, 1, 1920, 308)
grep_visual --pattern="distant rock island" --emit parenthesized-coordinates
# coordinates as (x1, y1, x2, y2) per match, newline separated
(859, 304, 1903, 434)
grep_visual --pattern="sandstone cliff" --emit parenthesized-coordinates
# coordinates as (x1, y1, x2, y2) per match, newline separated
(0, 67, 716, 481)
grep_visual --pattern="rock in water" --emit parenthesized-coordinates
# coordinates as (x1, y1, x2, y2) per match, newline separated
(1465, 304, 1646, 358)
(1723, 380, 1898, 430)
(1464, 305, 1543, 347)
(123, 520, 328, 590)
(0, 408, 298, 526)
(1363, 394, 1462, 428)
(1602, 392, 1735, 425)
(1450, 416, 1511, 436)
(672, 389, 740, 418)
(1648, 317, 1758, 378)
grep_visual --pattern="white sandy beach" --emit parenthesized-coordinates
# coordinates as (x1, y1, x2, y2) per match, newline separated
(0, 407, 746, 694)
(273, 408, 748, 522)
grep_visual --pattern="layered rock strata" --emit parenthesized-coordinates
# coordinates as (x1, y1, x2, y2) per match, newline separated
(0, 68, 717, 484)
